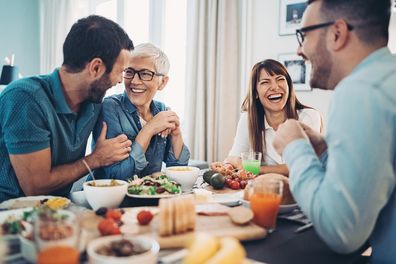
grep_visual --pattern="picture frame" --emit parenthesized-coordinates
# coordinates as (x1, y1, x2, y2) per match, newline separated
(279, 0, 307, 36)
(278, 53, 311, 91)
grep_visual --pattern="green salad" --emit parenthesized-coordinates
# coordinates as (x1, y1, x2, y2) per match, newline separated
(128, 174, 182, 195)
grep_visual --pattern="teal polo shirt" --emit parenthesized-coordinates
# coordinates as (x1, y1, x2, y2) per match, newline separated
(0, 69, 101, 202)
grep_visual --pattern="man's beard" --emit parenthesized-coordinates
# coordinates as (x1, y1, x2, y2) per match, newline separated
(87, 73, 112, 103)
(309, 37, 334, 90)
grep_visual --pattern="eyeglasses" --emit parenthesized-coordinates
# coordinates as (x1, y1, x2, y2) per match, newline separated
(123, 67, 164, 81)
(296, 21, 354, 46)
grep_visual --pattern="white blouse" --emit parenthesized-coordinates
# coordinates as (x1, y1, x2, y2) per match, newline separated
(228, 108, 322, 165)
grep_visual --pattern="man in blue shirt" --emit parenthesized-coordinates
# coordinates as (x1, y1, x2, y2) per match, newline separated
(92, 43, 190, 180)
(0, 15, 134, 202)
(273, 0, 395, 262)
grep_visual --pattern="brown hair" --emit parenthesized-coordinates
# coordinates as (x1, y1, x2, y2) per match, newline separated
(241, 59, 309, 157)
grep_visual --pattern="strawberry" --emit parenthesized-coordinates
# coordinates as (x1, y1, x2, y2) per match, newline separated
(137, 210, 154, 225)
(105, 209, 123, 221)
(98, 218, 121, 236)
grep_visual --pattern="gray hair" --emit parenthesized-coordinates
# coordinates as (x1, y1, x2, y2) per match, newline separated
(131, 43, 170, 75)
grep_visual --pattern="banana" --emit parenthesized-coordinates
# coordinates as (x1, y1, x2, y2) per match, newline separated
(205, 237, 246, 264)
(182, 233, 220, 264)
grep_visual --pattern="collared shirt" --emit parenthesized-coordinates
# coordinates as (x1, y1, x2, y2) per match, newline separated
(91, 92, 190, 180)
(228, 108, 321, 164)
(0, 69, 100, 202)
(283, 47, 396, 263)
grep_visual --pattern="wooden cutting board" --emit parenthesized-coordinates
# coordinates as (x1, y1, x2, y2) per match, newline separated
(156, 214, 267, 249)
(120, 203, 267, 249)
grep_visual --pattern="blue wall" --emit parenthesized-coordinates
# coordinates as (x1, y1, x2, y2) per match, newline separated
(0, 0, 39, 77)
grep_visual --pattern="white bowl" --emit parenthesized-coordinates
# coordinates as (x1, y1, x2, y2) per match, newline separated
(83, 180, 128, 210)
(165, 166, 200, 191)
(87, 235, 159, 264)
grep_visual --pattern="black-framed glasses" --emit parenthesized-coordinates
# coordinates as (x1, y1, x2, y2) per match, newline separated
(123, 67, 164, 81)
(296, 21, 354, 46)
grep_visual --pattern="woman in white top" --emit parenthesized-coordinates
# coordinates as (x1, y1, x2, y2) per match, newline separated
(225, 59, 322, 176)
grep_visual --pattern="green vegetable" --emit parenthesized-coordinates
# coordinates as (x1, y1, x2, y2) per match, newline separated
(210, 173, 226, 189)
(203, 170, 217, 183)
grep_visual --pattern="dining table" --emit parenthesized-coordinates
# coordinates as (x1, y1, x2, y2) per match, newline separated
(1, 182, 369, 264)
(68, 190, 369, 264)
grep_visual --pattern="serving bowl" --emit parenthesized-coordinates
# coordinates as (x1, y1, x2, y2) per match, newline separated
(83, 180, 128, 210)
(87, 235, 159, 264)
(165, 166, 200, 191)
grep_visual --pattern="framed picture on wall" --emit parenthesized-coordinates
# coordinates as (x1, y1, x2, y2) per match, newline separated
(278, 53, 311, 91)
(279, 0, 307, 35)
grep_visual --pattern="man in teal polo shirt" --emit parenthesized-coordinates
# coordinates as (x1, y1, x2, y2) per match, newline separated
(0, 15, 134, 202)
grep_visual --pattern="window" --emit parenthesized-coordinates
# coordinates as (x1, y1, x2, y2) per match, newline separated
(92, 0, 187, 121)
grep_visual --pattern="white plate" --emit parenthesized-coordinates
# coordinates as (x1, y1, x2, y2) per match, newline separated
(0, 195, 69, 210)
(240, 199, 298, 214)
(126, 192, 182, 199)
(0, 207, 34, 224)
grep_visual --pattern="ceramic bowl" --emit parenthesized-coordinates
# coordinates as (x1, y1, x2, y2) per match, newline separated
(165, 166, 200, 191)
(83, 180, 128, 210)
(87, 235, 159, 264)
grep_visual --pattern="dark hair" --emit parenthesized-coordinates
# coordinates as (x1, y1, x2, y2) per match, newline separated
(62, 15, 134, 73)
(307, 0, 391, 45)
(241, 59, 310, 155)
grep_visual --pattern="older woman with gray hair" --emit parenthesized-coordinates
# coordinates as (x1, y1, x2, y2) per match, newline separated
(92, 43, 190, 179)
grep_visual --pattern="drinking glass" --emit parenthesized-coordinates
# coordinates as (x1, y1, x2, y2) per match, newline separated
(241, 151, 262, 175)
(250, 178, 283, 232)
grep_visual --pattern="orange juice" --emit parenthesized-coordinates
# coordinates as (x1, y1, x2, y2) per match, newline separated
(250, 193, 281, 230)
(37, 246, 79, 264)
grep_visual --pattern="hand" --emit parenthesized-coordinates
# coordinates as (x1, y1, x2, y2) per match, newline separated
(299, 122, 328, 156)
(144, 111, 179, 137)
(273, 119, 309, 155)
(89, 122, 132, 167)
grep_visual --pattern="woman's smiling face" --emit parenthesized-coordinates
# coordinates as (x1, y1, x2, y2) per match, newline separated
(256, 69, 289, 114)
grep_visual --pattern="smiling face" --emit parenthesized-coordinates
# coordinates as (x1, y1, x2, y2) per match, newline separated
(124, 56, 168, 110)
(87, 49, 130, 103)
(297, 1, 334, 90)
(256, 69, 289, 114)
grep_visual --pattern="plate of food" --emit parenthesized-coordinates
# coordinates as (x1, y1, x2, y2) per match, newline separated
(126, 174, 182, 198)
(0, 196, 70, 210)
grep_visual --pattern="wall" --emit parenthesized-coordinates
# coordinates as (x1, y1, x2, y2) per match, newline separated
(0, 0, 40, 77)
(249, 0, 396, 128)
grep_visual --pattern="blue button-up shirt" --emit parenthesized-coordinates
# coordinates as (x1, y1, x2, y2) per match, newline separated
(283, 47, 396, 263)
(0, 69, 100, 202)
(92, 92, 190, 180)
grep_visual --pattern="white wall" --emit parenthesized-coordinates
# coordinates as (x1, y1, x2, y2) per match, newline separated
(248, 0, 396, 129)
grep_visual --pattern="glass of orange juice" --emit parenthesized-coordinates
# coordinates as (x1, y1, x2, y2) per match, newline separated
(250, 178, 283, 232)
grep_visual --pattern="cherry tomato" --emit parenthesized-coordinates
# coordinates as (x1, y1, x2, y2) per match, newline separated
(98, 218, 121, 236)
(137, 210, 154, 225)
(105, 209, 123, 221)
(230, 181, 240, 190)
(240, 180, 247, 189)
(225, 178, 233, 187)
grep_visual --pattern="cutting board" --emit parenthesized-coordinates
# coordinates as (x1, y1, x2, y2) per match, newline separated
(156, 214, 267, 249)
(120, 203, 267, 249)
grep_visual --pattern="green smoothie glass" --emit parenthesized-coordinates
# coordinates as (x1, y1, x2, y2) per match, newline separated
(241, 151, 262, 175)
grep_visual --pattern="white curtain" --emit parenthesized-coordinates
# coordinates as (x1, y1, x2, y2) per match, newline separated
(185, 0, 251, 163)
(39, 0, 89, 74)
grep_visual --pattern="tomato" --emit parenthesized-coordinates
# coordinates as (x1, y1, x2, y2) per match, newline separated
(229, 181, 240, 190)
(225, 178, 233, 187)
(105, 209, 123, 221)
(137, 210, 154, 225)
(98, 218, 121, 236)
(240, 180, 247, 189)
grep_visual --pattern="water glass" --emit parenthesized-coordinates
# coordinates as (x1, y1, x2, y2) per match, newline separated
(241, 151, 262, 175)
